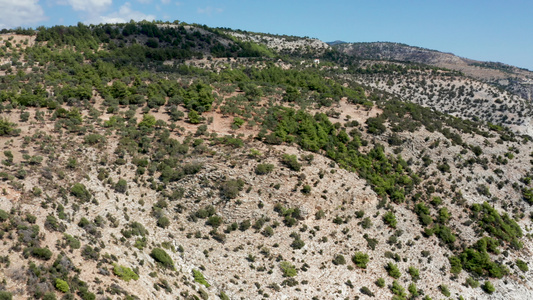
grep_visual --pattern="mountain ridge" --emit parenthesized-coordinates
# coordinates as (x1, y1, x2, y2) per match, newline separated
(332, 41, 533, 101)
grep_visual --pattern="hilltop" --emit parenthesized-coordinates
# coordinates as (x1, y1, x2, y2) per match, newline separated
(0, 21, 532, 300)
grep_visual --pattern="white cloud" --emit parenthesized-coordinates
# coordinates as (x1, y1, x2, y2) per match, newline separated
(161, 0, 170, 4)
(87, 2, 155, 24)
(66, 0, 111, 12)
(0, 0, 46, 28)
(197, 6, 223, 16)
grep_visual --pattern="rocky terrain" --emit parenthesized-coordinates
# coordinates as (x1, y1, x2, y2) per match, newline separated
(333, 42, 533, 101)
(0, 22, 532, 300)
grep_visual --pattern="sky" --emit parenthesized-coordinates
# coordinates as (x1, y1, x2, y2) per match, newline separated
(0, 0, 532, 70)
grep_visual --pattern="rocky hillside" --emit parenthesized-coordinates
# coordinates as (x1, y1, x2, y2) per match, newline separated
(333, 42, 533, 101)
(0, 22, 533, 300)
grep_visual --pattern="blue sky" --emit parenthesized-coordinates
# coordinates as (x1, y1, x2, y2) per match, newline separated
(1, 0, 532, 70)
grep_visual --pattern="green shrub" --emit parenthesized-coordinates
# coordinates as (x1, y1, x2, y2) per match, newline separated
(55, 278, 70, 293)
(219, 291, 230, 300)
(0, 291, 12, 300)
(31, 247, 53, 260)
(386, 262, 401, 279)
(390, 280, 407, 298)
(439, 284, 450, 297)
(332, 254, 346, 265)
(280, 154, 301, 171)
(139, 113, 156, 128)
(157, 217, 170, 228)
(193, 269, 210, 287)
(84, 134, 105, 145)
(150, 248, 173, 269)
(352, 252, 369, 268)
(0, 209, 8, 222)
(455, 241, 509, 278)
(383, 211, 397, 228)
(233, 117, 245, 128)
(449, 256, 462, 274)
(290, 238, 305, 250)
(433, 224, 456, 244)
(188, 110, 200, 124)
(360, 286, 374, 297)
(63, 234, 81, 249)
(70, 183, 91, 202)
(280, 261, 297, 277)
(482, 281, 495, 294)
(206, 215, 223, 228)
(408, 266, 420, 281)
(45, 214, 65, 232)
(220, 178, 245, 199)
(0, 118, 16, 136)
(115, 179, 128, 193)
(301, 184, 311, 194)
(42, 292, 56, 300)
(255, 163, 274, 175)
(408, 283, 419, 297)
(123, 222, 148, 237)
(113, 264, 139, 282)
(516, 259, 529, 272)
(375, 277, 385, 288)
(364, 234, 378, 250)
(81, 245, 99, 261)
(465, 277, 480, 288)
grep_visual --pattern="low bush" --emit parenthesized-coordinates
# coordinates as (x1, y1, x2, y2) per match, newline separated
(150, 248, 174, 269)
(482, 281, 495, 294)
(193, 269, 210, 287)
(280, 261, 297, 277)
(70, 183, 91, 202)
(281, 154, 301, 171)
(386, 262, 401, 279)
(55, 278, 70, 293)
(516, 259, 529, 272)
(352, 252, 369, 268)
(31, 247, 53, 260)
(255, 163, 274, 175)
(383, 211, 397, 228)
(113, 264, 139, 282)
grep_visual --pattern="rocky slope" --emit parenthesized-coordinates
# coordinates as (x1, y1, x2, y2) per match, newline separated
(0, 22, 532, 300)
(333, 42, 533, 101)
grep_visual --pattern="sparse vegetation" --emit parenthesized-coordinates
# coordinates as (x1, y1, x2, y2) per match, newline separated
(0, 20, 529, 300)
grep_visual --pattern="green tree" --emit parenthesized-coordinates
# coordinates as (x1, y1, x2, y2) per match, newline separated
(150, 248, 174, 269)
(70, 183, 91, 202)
(113, 264, 139, 282)
(383, 211, 397, 228)
(0, 118, 16, 136)
(482, 281, 495, 294)
(115, 178, 128, 193)
(386, 262, 401, 279)
(188, 110, 200, 124)
(280, 261, 297, 277)
(55, 278, 70, 293)
(193, 269, 210, 287)
(352, 252, 369, 268)
(138, 114, 156, 128)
